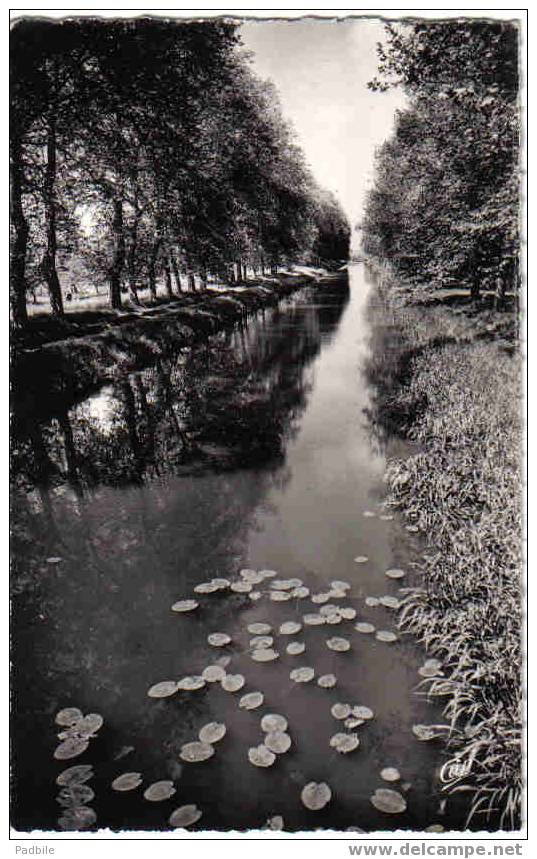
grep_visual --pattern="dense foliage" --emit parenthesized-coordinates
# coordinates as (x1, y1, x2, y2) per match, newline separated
(362, 21, 520, 304)
(10, 18, 350, 326)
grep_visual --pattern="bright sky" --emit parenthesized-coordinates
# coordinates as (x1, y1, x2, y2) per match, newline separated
(240, 18, 406, 243)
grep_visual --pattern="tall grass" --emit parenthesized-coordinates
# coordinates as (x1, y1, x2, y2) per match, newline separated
(378, 283, 523, 829)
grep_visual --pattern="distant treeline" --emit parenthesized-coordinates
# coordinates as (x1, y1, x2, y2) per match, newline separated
(362, 21, 520, 305)
(10, 18, 350, 326)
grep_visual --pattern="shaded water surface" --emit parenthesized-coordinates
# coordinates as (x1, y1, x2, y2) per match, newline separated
(12, 266, 462, 833)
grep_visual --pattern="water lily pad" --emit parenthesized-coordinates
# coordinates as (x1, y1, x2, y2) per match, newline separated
(247, 622, 272, 635)
(249, 591, 262, 601)
(317, 674, 337, 688)
(331, 702, 351, 720)
(311, 593, 331, 604)
(371, 788, 407, 814)
(250, 635, 274, 650)
(248, 745, 276, 767)
(352, 705, 374, 720)
(177, 676, 205, 691)
(326, 636, 351, 652)
(179, 741, 215, 763)
(330, 733, 359, 754)
(301, 781, 332, 811)
(290, 666, 315, 683)
(355, 622, 375, 634)
(54, 738, 89, 761)
(239, 691, 264, 710)
(354, 556, 368, 564)
(46, 556, 63, 564)
(425, 824, 445, 832)
(329, 588, 348, 599)
(418, 665, 444, 678)
(340, 607, 357, 620)
(385, 568, 405, 580)
(412, 724, 439, 741)
(365, 597, 380, 607)
(264, 731, 292, 754)
(57, 785, 95, 807)
(171, 599, 199, 613)
(326, 614, 342, 625)
(271, 579, 295, 590)
(231, 580, 252, 593)
(57, 806, 96, 831)
(169, 804, 203, 828)
(303, 613, 326, 626)
(199, 722, 227, 744)
(194, 581, 220, 594)
(265, 815, 284, 831)
(55, 708, 83, 727)
(320, 604, 339, 617)
(211, 578, 230, 589)
(143, 781, 176, 802)
(111, 772, 143, 791)
(375, 630, 398, 643)
(202, 665, 227, 683)
(379, 596, 400, 609)
(251, 647, 279, 662)
(259, 569, 278, 578)
(331, 580, 350, 591)
(241, 569, 264, 584)
(270, 591, 291, 602)
(261, 714, 288, 733)
(380, 767, 401, 782)
(207, 632, 231, 647)
(279, 621, 302, 635)
(221, 674, 245, 692)
(344, 718, 364, 729)
(286, 641, 306, 656)
(424, 658, 443, 670)
(147, 680, 178, 700)
(291, 586, 310, 598)
(406, 524, 419, 533)
(56, 765, 94, 787)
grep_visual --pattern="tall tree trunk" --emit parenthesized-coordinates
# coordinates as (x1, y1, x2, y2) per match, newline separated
(42, 116, 64, 317)
(164, 256, 173, 299)
(169, 250, 183, 293)
(127, 211, 141, 305)
(109, 196, 124, 310)
(187, 272, 196, 292)
(199, 269, 207, 291)
(148, 237, 162, 301)
(10, 134, 29, 328)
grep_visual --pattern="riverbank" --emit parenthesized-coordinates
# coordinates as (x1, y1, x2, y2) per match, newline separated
(12, 270, 343, 417)
(368, 264, 523, 829)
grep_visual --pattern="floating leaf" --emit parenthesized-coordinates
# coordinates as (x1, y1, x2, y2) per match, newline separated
(380, 767, 401, 782)
(247, 623, 272, 635)
(412, 724, 439, 741)
(239, 691, 264, 710)
(365, 597, 380, 607)
(371, 788, 407, 814)
(340, 607, 357, 620)
(331, 703, 351, 720)
(199, 722, 227, 744)
(179, 741, 215, 763)
(264, 731, 292, 754)
(56, 765, 94, 787)
(425, 824, 444, 832)
(207, 632, 231, 647)
(326, 614, 342, 625)
(385, 569, 405, 580)
(194, 581, 220, 594)
(379, 596, 400, 610)
(375, 630, 398, 643)
(418, 665, 443, 678)
(177, 676, 205, 691)
(270, 591, 291, 602)
(249, 591, 262, 601)
(202, 665, 226, 683)
(57, 785, 95, 807)
(344, 718, 364, 729)
(406, 524, 419, 533)
(169, 804, 202, 828)
(287, 578, 304, 588)
(354, 556, 368, 564)
(259, 569, 277, 578)
(301, 781, 332, 811)
(291, 586, 310, 599)
(211, 578, 230, 589)
(240, 568, 257, 579)
(143, 781, 176, 802)
(221, 674, 245, 692)
(290, 666, 314, 683)
(57, 806, 96, 831)
(363, 511, 376, 518)
(251, 648, 279, 662)
(331, 580, 350, 591)
(271, 580, 295, 591)
(250, 635, 274, 650)
(248, 745, 276, 767)
(320, 604, 339, 617)
(317, 674, 337, 689)
(286, 641, 306, 656)
(46, 556, 63, 564)
(55, 708, 83, 727)
(231, 580, 252, 593)
(241, 569, 264, 584)
(279, 621, 302, 635)
(352, 705, 374, 720)
(265, 815, 284, 831)
(355, 622, 375, 634)
(111, 772, 143, 791)
(171, 599, 199, 613)
(261, 714, 288, 733)
(311, 593, 331, 604)
(326, 636, 351, 652)
(330, 733, 359, 754)
(303, 613, 326, 626)
(54, 738, 89, 761)
(424, 658, 443, 671)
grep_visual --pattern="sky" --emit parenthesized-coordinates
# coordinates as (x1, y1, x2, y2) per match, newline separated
(240, 18, 406, 243)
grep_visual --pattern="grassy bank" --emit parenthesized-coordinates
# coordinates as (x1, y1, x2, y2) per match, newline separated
(12, 271, 339, 417)
(372, 268, 523, 830)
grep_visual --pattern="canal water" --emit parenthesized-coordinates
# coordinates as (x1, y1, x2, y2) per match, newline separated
(11, 264, 464, 833)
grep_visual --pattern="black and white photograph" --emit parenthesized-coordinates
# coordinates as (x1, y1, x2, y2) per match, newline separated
(9, 7, 526, 840)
